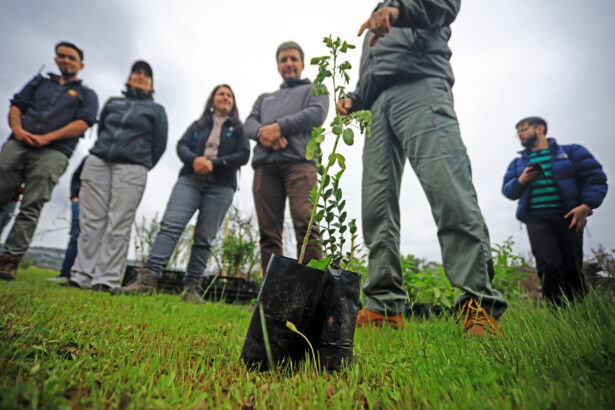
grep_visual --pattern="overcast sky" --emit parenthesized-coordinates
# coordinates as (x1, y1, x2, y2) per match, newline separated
(1, 0, 613, 265)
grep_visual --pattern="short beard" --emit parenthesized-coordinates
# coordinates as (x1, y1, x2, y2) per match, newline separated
(59, 68, 76, 78)
(522, 134, 538, 149)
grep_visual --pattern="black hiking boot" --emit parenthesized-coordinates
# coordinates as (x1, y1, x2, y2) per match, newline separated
(91, 284, 113, 293)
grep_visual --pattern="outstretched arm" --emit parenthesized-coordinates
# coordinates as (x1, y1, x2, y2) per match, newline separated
(359, 0, 460, 45)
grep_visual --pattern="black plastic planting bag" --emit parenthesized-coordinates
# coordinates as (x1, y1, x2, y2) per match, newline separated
(241, 255, 328, 370)
(311, 268, 361, 372)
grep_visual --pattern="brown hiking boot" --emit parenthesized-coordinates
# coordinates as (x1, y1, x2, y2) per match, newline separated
(457, 298, 504, 338)
(0, 252, 21, 281)
(356, 308, 404, 329)
(182, 281, 205, 304)
(122, 268, 158, 294)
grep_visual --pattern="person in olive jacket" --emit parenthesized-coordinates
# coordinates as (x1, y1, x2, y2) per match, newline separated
(69, 61, 168, 292)
(337, 1, 505, 335)
(123, 84, 250, 302)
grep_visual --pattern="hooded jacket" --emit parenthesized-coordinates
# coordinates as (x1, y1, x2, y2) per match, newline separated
(89, 88, 168, 169)
(176, 113, 250, 190)
(347, 0, 459, 111)
(502, 138, 608, 222)
(244, 78, 329, 167)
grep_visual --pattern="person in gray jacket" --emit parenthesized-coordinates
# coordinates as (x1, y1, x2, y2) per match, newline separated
(68, 61, 168, 292)
(245, 41, 329, 271)
(337, 1, 506, 335)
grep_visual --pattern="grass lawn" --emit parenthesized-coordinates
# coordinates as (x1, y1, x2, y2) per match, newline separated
(1, 267, 614, 409)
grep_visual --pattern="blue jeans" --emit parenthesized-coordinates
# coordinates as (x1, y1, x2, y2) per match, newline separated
(60, 200, 80, 278)
(144, 176, 234, 282)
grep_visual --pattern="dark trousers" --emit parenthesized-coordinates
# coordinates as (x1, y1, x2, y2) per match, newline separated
(526, 213, 586, 306)
(60, 200, 80, 278)
(253, 162, 321, 271)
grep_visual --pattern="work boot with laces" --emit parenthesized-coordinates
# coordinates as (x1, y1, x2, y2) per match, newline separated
(122, 268, 158, 295)
(0, 252, 21, 281)
(356, 308, 404, 329)
(182, 280, 205, 304)
(457, 298, 504, 338)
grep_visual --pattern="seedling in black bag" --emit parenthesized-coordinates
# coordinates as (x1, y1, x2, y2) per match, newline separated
(241, 36, 371, 372)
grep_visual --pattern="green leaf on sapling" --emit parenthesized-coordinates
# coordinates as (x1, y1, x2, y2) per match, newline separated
(307, 256, 332, 270)
(337, 154, 346, 170)
(335, 188, 342, 201)
(343, 128, 354, 146)
(339, 211, 347, 223)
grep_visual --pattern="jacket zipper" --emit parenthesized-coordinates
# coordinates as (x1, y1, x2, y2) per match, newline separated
(108, 99, 136, 161)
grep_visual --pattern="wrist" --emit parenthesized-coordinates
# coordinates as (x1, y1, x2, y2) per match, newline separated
(10, 123, 23, 134)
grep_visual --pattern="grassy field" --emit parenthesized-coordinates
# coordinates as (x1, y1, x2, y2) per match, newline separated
(1, 267, 614, 409)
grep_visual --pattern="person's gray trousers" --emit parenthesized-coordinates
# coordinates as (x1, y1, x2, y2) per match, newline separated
(0, 139, 68, 256)
(71, 155, 147, 288)
(144, 175, 234, 282)
(361, 78, 507, 319)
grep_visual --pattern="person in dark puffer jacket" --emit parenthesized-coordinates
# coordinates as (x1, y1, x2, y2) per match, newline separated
(502, 116, 608, 306)
(69, 61, 168, 292)
(123, 84, 250, 302)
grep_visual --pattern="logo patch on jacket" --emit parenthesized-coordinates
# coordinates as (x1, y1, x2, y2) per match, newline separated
(68, 89, 78, 97)
(111, 99, 127, 105)
(226, 126, 234, 137)
(556, 153, 568, 159)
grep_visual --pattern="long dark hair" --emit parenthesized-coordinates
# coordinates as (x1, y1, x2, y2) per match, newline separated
(195, 84, 243, 132)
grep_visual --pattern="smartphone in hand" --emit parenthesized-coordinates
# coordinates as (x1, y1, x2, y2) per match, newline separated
(528, 163, 544, 174)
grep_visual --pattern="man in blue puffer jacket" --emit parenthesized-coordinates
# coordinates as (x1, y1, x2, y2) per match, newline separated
(502, 116, 607, 306)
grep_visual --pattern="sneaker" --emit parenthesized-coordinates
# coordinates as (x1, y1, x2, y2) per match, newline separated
(46, 275, 69, 282)
(182, 281, 205, 304)
(122, 268, 158, 295)
(456, 298, 504, 338)
(60, 280, 82, 288)
(356, 308, 404, 329)
(0, 252, 21, 281)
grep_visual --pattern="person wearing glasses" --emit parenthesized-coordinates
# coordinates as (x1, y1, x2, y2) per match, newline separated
(0, 41, 98, 281)
(502, 116, 607, 306)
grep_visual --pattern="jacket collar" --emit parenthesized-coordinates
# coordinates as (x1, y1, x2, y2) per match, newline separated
(519, 137, 560, 159)
(280, 77, 311, 89)
(48, 72, 82, 86)
(122, 87, 154, 100)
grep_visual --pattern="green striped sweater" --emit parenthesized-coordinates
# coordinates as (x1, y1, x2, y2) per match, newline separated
(528, 149, 563, 212)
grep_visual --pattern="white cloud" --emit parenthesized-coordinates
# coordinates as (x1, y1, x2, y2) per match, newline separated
(1, 0, 613, 264)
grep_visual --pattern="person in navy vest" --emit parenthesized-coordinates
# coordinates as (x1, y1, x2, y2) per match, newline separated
(0, 41, 98, 281)
(502, 116, 608, 306)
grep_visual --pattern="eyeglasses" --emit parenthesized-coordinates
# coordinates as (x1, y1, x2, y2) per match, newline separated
(517, 126, 534, 134)
(56, 53, 78, 62)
